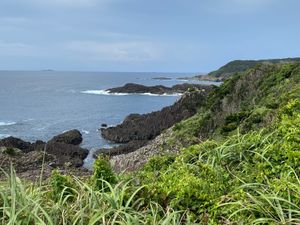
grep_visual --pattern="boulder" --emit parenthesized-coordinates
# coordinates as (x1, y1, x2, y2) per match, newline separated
(0, 136, 31, 152)
(45, 142, 88, 167)
(49, 129, 82, 145)
(29, 140, 46, 152)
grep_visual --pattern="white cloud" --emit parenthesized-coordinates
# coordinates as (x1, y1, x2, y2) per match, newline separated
(66, 41, 162, 62)
(0, 40, 37, 56)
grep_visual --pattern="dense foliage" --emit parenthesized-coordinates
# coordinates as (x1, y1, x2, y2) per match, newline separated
(0, 62, 299, 224)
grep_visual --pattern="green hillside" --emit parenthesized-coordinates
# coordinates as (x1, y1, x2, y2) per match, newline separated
(208, 57, 300, 79)
(1, 62, 300, 224)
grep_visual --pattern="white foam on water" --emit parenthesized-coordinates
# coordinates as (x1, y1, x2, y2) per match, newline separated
(82, 129, 90, 134)
(0, 121, 16, 126)
(81, 90, 182, 97)
(139, 92, 183, 97)
(81, 90, 129, 95)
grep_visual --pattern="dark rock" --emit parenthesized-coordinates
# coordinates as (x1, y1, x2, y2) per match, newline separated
(45, 142, 88, 167)
(29, 140, 46, 152)
(106, 83, 211, 95)
(49, 129, 82, 145)
(93, 140, 148, 158)
(107, 83, 172, 94)
(101, 88, 212, 143)
(101, 123, 108, 127)
(0, 136, 31, 152)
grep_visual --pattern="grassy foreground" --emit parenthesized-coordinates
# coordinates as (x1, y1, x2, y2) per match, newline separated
(1, 62, 300, 224)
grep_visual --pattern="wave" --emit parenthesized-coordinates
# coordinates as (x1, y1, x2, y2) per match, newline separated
(82, 129, 90, 135)
(0, 121, 17, 126)
(139, 92, 183, 97)
(81, 90, 129, 96)
(81, 90, 182, 97)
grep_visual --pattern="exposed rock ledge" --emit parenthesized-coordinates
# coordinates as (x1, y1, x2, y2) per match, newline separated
(110, 128, 177, 172)
(0, 129, 90, 180)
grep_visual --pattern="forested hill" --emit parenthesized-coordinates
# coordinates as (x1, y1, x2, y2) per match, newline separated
(207, 57, 300, 79)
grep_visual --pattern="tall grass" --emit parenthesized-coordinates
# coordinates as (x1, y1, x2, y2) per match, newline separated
(0, 166, 193, 225)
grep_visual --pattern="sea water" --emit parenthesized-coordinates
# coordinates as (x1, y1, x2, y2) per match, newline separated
(0, 70, 217, 168)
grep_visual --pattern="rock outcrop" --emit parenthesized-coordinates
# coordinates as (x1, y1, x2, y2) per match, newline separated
(49, 129, 83, 145)
(45, 142, 88, 167)
(0, 137, 31, 152)
(101, 87, 212, 143)
(97, 86, 213, 160)
(0, 129, 89, 179)
(107, 83, 210, 95)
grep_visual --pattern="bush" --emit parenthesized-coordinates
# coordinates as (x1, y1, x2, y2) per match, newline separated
(91, 155, 117, 190)
(50, 170, 75, 202)
(3, 147, 16, 156)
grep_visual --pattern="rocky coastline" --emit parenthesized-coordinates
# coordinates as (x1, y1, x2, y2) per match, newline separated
(95, 84, 213, 161)
(0, 82, 214, 178)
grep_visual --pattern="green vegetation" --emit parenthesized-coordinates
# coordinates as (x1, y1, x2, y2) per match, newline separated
(3, 147, 17, 156)
(208, 57, 300, 79)
(91, 155, 117, 190)
(0, 62, 299, 224)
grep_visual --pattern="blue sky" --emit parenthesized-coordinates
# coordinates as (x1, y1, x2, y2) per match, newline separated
(0, 0, 299, 72)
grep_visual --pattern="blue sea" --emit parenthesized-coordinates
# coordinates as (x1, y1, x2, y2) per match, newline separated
(0, 71, 217, 168)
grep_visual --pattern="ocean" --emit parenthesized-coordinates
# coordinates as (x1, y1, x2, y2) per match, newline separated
(0, 70, 216, 168)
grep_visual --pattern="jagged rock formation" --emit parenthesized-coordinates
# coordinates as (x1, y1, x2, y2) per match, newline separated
(101, 87, 212, 143)
(107, 83, 210, 95)
(0, 129, 89, 179)
(96, 86, 213, 158)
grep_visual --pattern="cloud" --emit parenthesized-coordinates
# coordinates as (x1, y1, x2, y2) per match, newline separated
(0, 40, 37, 56)
(66, 41, 162, 62)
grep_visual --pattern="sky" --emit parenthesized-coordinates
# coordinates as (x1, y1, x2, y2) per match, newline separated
(0, 0, 299, 72)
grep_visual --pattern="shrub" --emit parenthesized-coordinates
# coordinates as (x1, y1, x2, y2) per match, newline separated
(91, 155, 117, 190)
(3, 147, 16, 156)
(50, 170, 75, 202)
